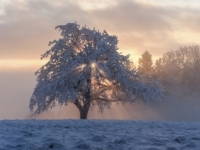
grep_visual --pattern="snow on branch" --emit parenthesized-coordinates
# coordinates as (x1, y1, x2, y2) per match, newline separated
(30, 23, 163, 116)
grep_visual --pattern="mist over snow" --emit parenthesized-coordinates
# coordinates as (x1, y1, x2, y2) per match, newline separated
(0, 69, 35, 119)
(0, 68, 200, 121)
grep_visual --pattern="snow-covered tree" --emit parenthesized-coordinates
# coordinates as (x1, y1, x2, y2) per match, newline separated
(30, 23, 162, 119)
(138, 50, 153, 75)
(154, 45, 200, 94)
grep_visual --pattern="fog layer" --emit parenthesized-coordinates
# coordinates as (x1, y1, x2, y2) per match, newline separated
(1, 69, 200, 121)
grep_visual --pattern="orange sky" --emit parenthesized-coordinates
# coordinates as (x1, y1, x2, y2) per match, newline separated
(1, 0, 200, 69)
(0, 0, 200, 119)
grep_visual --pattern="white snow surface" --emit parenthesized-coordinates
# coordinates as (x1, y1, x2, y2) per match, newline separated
(0, 120, 200, 150)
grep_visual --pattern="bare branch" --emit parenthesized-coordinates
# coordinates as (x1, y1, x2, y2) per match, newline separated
(91, 97, 121, 102)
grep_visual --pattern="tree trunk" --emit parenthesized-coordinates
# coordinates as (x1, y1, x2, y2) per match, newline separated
(74, 99, 90, 119)
(79, 108, 89, 119)
(75, 65, 92, 119)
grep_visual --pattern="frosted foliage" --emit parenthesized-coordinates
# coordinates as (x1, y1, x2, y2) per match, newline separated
(138, 50, 153, 75)
(154, 45, 200, 93)
(30, 23, 162, 115)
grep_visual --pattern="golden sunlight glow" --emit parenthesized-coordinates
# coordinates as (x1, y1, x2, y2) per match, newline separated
(119, 49, 159, 65)
(76, 64, 86, 71)
(81, 64, 86, 69)
(98, 68, 106, 77)
(0, 59, 47, 70)
(91, 62, 96, 68)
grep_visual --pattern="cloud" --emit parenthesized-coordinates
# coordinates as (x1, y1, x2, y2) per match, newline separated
(1, 0, 200, 60)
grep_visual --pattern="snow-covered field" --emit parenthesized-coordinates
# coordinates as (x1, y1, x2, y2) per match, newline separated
(0, 120, 200, 150)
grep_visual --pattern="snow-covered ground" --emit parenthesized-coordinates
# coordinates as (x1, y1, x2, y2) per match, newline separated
(0, 120, 200, 150)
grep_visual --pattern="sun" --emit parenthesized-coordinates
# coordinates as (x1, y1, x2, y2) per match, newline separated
(91, 62, 96, 68)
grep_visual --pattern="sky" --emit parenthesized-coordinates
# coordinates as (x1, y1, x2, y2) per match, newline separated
(1, 0, 200, 120)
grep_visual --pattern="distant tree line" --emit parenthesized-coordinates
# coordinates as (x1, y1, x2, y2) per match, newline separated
(138, 45, 200, 98)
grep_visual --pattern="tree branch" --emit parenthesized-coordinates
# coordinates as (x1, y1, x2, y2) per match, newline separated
(74, 99, 82, 110)
(92, 87, 110, 98)
(91, 97, 124, 102)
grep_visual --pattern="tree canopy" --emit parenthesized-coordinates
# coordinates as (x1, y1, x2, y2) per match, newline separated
(30, 23, 162, 119)
(138, 50, 153, 75)
(154, 45, 200, 94)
